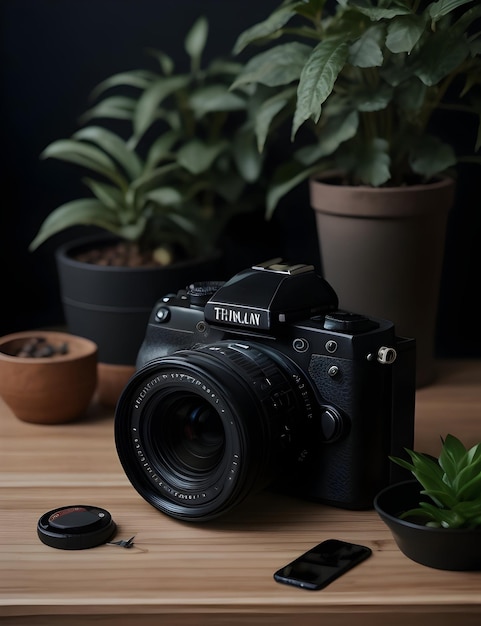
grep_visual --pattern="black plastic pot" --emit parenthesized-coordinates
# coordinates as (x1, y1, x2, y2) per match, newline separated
(374, 480, 481, 571)
(55, 235, 221, 405)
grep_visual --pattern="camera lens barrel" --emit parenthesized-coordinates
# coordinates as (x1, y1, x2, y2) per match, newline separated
(114, 341, 314, 522)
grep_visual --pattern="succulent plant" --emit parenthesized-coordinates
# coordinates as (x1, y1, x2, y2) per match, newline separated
(390, 434, 481, 529)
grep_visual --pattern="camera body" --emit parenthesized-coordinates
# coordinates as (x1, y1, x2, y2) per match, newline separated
(116, 259, 415, 521)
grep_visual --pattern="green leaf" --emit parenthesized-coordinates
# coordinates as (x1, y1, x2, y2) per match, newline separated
(266, 161, 322, 217)
(144, 130, 181, 170)
(233, 6, 298, 54)
(338, 137, 391, 186)
(207, 58, 244, 78)
(231, 43, 312, 89)
(295, 110, 359, 165)
(292, 38, 349, 138)
(146, 49, 174, 76)
(73, 126, 143, 180)
(452, 498, 481, 522)
(89, 69, 157, 101)
(409, 135, 457, 178)
(386, 14, 425, 54)
(145, 187, 183, 206)
(417, 503, 466, 528)
(232, 126, 263, 183)
(79, 96, 137, 124)
(438, 434, 468, 483)
(455, 461, 481, 499)
(185, 16, 208, 71)
(349, 25, 384, 68)
(177, 139, 229, 174)
(82, 178, 125, 211)
(428, 0, 476, 22)
(127, 163, 179, 203)
(133, 75, 190, 138)
(189, 85, 246, 119)
(254, 87, 296, 152)
(414, 29, 470, 86)
(29, 199, 121, 250)
(40, 139, 127, 188)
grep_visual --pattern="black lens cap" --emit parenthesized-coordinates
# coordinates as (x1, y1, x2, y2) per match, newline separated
(37, 505, 117, 550)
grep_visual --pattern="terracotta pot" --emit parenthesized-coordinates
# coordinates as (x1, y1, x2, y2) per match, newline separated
(374, 480, 481, 571)
(309, 174, 455, 388)
(0, 330, 97, 424)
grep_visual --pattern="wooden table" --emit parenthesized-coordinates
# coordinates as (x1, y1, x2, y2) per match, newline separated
(1, 360, 481, 626)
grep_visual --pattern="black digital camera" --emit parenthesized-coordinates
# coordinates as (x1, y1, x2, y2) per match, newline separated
(114, 259, 416, 522)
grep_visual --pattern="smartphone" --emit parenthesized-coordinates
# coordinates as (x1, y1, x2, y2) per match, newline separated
(273, 538, 372, 590)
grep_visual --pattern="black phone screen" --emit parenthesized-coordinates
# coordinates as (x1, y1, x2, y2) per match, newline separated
(273, 539, 372, 590)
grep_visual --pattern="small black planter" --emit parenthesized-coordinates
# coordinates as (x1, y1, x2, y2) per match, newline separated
(374, 480, 481, 571)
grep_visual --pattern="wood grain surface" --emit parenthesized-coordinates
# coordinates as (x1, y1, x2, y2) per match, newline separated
(1, 360, 481, 625)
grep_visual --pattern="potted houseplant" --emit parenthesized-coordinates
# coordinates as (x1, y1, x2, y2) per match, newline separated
(231, 0, 481, 387)
(374, 434, 481, 570)
(29, 17, 269, 405)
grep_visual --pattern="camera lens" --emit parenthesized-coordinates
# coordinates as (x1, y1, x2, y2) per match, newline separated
(151, 393, 225, 473)
(114, 341, 314, 522)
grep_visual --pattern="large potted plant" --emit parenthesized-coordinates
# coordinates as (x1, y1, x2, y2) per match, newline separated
(30, 17, 269, 405)
(232, 0, 481, 387)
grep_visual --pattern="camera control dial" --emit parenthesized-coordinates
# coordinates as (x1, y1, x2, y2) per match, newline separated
(187, 281, 224, 306)
(324, 312, 378, 333)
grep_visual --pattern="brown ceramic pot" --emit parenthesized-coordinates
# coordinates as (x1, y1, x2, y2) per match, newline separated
(309, 174, 455, 388)
(0, 330, 97, 424)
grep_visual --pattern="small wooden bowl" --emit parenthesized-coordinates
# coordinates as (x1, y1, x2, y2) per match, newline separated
(0, 330, 98, 424)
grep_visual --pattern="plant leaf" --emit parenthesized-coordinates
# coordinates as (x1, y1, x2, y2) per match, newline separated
(189, 85, 246, 119)
(82, 178, 125, 211)
(266, 161, 323, 217)
(231, 43, 312, 89)
(349, 25, 384, 68)
(145, 187, 183, 206)
(295, 110, 359, 165)
(133, 75, 190, 139)
(79, 96, 137, 124)
(337, 137, 391, 186)
(292, 38, 349, 138)
(29, 199, 121, 250)
(144, 130, 181, 170)
(386, 14, 425, 54)
(89, 69, 157, 101)
(409, 135, 457, 178)
(73, 126, 143, 180)
(232, 126, 263, 182)
(254, 87, 296, 152)
(414, 28, 470, 86)
(233, 5, 298, 54)
(40, 139, 127, 188)
(185, 16, 208, 71)
(177, 139, 229, 174)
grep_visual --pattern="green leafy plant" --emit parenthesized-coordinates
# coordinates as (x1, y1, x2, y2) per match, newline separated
(390, 434, 481, 529)
(232, 0, 481, 216)
(29, 17, 267, 263)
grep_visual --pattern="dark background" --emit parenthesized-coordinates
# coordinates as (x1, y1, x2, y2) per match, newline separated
(1, 0, 480, 357)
